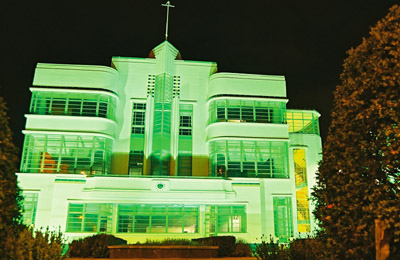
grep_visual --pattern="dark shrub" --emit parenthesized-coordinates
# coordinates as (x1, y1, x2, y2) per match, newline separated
(5, 226, 66, 260)
(192, 236, 236, 257)
(288, 238, 324, 260)
(253, 235, 288, 260)
(68, 234, 127, 258)
(232, 239, 252, 257)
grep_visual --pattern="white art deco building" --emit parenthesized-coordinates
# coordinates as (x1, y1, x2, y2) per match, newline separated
(17, 41, 322, 243)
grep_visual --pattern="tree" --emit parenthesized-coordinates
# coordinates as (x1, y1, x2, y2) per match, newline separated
(0, 96, 23, 256)
(313, 5, 400, 259)
(4, 227, 66, 260)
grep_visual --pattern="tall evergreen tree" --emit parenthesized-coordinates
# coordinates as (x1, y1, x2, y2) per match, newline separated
(313, 5, 400, 259)
(0, 96, 22, 256)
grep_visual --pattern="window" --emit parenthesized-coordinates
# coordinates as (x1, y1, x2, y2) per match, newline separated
(130, 102, 147, 174)
(128, 151, 144, 175)
(255, 108, 271, 123)
(206, 205, 246, 234)
(177, 155, 192, 176)
(66, 203, 113, 233)
(209, 140, 289, 178)
(241, 107, 254, 122)
(82, 100, 97, 117)
(179, 104, 193, 136)
(51, 99, 66, 115)
(178, 104, 193, 176)
(117, 204, 199, 234)
(286, 110, 320, 135)
(209, 99, 286, 124)
(179, 116, 192, 136)
(22, 193, 38, 226)
(217, 107, 226, 121)
(227, 107, 240, 121)
(20, 134, 112, 175)
(293, 148, 311, 233)
(30, 92, 116, 120)
(273, 197, 293, 243)
(132, 103, 146, 134)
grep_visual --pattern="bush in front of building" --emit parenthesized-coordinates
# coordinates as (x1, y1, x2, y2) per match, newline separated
(232, 238, 252, 257)
(287, 237, 325, 260)
(3, 226, 65, 260)
(253, 235, 328, 260)
(253, 235, 288, 260)
(192, 236, 236, 257)
(67, 234, 127, 258)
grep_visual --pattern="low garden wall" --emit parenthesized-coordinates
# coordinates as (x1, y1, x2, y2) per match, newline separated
(108, 245, 219, 258)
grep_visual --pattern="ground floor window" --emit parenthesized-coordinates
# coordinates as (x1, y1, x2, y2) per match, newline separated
(22, 193, 39, 226)
(66, 203, 113, 233)
(273, 197, 293, 243)
(117, 204, 199, 234)
(65, 203, 247, 235)
(212, 205, 247, 233)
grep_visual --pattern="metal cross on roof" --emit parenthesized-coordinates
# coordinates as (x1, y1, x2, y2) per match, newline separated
(162, 1, 175, 40)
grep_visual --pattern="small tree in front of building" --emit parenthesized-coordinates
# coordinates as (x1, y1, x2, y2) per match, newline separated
(0, 96, 23, 256)
(0, 96, 66, 259)
(313, 5, 400, 259)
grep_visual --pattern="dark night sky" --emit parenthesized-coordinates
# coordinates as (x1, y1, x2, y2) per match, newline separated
(0, 0, 398, 150)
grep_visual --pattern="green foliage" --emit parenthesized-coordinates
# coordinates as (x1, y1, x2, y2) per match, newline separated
(192, 236, 236, 257)
(313, 4, 400, 259)
(0, 96, 23, 257)
(254, 235, 289, 260)
(68, 234, 127, 258)
(3, 226, 65, 260)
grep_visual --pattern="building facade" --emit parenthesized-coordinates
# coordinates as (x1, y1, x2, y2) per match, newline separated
(18, 41, 322, 243)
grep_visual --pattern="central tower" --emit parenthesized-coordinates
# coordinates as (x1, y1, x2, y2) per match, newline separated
(150, 41, 179, 175)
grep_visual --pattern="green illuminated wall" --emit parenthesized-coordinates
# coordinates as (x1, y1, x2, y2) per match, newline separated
(17, 40, 323, 244)
(149, 41, 180, 176)
(151, 73, 174, 175)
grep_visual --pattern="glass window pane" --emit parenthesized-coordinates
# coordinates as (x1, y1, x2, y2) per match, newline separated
(168, 216, 183, 233)
(30, 92, 116, 120)
(22, 193, 38, 226)
(241, 107, 254, 122)
(227, 107, 240, 120)
(135, 216, 150, 233)
(217, 107, 226, 121)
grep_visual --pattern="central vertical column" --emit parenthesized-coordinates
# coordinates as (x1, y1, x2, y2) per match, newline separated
(150, 41, 179, 175)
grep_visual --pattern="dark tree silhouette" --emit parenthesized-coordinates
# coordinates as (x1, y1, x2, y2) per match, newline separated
(0, 96, 23, 256)
(313, 5, 400, 259)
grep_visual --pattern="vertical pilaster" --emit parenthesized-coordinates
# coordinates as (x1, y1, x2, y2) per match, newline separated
(150, 41, 179, 175)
